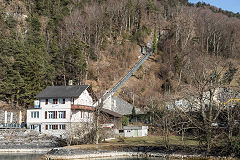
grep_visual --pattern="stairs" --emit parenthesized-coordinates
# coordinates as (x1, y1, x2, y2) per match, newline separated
(102, 47, 153, 102)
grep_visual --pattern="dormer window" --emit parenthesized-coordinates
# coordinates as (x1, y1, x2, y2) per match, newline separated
(53, 99, 58, 104)
(60, 98, 65, 104)
(45, 99, 48, 105)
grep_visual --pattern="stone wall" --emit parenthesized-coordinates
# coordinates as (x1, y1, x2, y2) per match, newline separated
(0, 129, 64, 149)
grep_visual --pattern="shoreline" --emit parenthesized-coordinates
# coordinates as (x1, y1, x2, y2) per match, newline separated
(0, 147, 238, 160)
(43, 148, 239, 160)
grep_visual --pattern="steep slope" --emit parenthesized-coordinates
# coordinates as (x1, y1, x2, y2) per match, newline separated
(0, 0, 239, 110)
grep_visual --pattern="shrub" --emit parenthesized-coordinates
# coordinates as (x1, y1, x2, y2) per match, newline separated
(232, 137, 240, 156)
(122, 116, 129, 126)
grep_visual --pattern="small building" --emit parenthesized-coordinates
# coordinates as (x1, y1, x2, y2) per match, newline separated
(122, 126, 148, 137)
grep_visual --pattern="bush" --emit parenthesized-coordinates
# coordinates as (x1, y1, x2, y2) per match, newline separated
(5, 16, 17, 29)
(122, 116, 129, 126)
(232, 137, 240, 156)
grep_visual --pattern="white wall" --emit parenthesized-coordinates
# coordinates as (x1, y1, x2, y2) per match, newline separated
(41, 123, 69, 138)
(26, 109, 41, 125)
(40, 98, 72, 109)
(124, 130, 135, 137)
(123, 129, 148, 137)
(71, 110, 93, 122)
(74, 90, 93, 106)
(102, 95, 112, 110)
(27, 108, 71, 124)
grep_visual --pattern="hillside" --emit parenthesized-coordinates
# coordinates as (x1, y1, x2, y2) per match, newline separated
(0, 0, 239, 110)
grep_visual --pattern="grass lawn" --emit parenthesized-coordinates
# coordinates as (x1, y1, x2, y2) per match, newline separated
(67, 136, 199, 150)
(108, 135, 199, 146)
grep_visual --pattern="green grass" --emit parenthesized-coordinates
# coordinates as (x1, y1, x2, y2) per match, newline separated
(108, 136, 199, 146)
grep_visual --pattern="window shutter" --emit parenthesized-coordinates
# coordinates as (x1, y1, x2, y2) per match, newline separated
(55, 111, 57, 119)
(45, 111, 47, 119)
(46, 125, 48, 130)
(63, 124, 66, 130)
(63, 111, 66, 118)
(56, 125, 58, 130)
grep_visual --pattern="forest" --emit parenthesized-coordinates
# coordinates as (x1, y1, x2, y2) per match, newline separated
(0, 0, 240, 155)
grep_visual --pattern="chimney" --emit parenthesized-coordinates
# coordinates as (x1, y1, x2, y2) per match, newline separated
(68, 80, 73, 86)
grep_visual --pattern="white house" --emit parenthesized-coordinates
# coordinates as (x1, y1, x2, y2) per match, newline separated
(27, 85, 97, 138)
(122, 126, 148, 137)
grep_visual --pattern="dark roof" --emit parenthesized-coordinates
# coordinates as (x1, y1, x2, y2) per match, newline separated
(111, 96, 144, 115)
(101, 108, 122, 118)
(35, 85, 89, 98)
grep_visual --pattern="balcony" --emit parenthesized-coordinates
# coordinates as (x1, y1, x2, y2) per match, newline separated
(71, 104, 95, 111)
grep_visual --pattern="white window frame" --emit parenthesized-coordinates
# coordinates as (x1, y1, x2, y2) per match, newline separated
(49, 124, 54, 130)
(58, 111, 65, 119)
(48, 111, 54, 119)
(31, 111, 39, 118)
(59, 124, 66, 130)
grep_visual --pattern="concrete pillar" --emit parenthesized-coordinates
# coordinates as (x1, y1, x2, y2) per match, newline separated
(19, 111, 22, 124)
(10, 112, 13, 123)
(4, 111, 7, 124)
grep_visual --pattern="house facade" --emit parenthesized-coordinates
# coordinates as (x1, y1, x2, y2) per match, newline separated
(27, 85, 97, 138)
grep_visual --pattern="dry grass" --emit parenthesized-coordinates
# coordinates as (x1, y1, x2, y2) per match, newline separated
(66, 136, 199, 150)
(108, 135, 199, 146)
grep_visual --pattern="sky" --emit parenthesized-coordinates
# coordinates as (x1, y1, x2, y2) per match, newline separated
(188, 0, 240, 13)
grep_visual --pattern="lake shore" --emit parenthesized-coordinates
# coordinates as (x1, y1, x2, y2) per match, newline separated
(43, 146, 239, 160)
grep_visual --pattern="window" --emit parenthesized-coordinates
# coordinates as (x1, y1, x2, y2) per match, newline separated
(119, 130, 124, 133)
(53, 99, 58, 104)
(45, 99, 48, 105)
(59, 124, 66, 130)
(31, 111, 39, 118)
(48, 111, 57, 119)
(58, 111, 66, 119)
(30, 125, 35, 130)
(60, 98, 65, 104)
(48, 111, 54, 119)
(49, 124, 58, 130)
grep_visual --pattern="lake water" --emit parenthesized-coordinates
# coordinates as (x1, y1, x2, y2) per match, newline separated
(0, 153, 43, 160)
